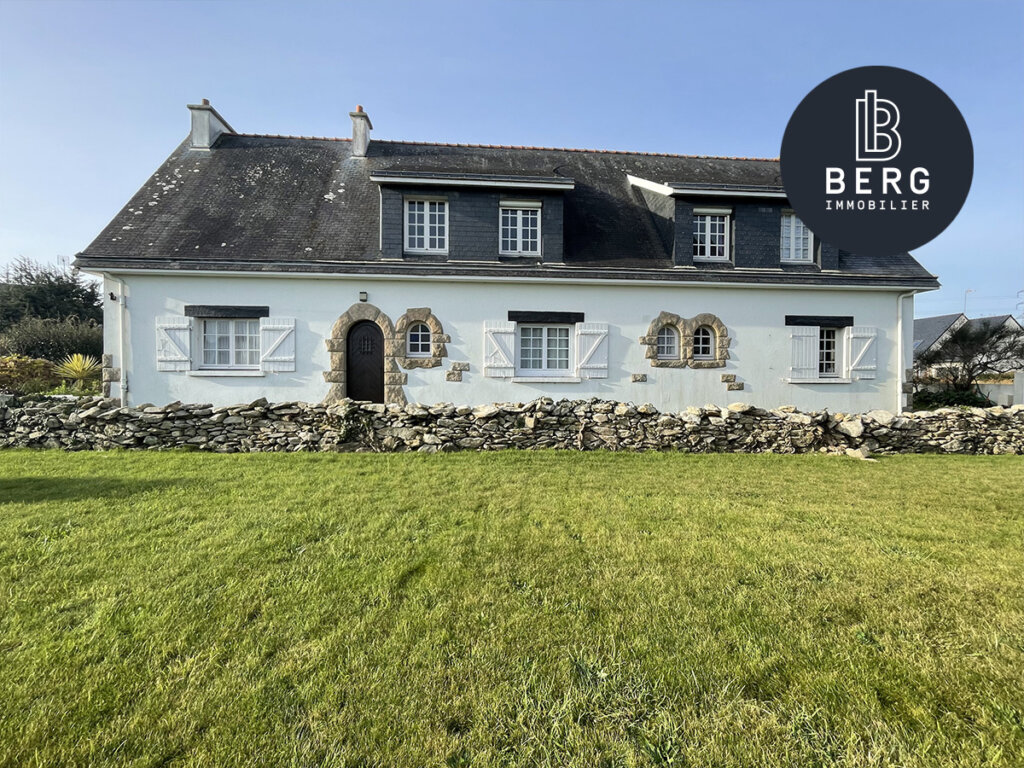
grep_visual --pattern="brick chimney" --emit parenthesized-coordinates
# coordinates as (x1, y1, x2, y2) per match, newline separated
(187, 99, 234, 150)
(350, 105, 373, 157)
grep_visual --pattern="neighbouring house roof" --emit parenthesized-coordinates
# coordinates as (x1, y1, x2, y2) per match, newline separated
(74, 125, 940, 288)
(965, 314, 1023, 333)
(913, 313, 965, 356)
(913, 313, 1024, 357)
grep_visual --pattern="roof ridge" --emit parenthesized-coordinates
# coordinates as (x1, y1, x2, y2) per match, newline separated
(228, 132, 778, 161)
(232, 132, 352, 142)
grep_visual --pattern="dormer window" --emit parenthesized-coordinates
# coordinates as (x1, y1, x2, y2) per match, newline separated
(405, 198, 447, 254)
(693, 208, 731, 262)
(781, 212, 813, 263)
(500, 201, 541, 256)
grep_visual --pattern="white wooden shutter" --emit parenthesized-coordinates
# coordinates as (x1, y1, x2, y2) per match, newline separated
(576, 322, 609, 379)
(849, 326, 878, 380)
(483, 321, 516, 378)
(789, 326, 818, 380)
(155, 316, 191, 371)
(260, 317, 296, 372)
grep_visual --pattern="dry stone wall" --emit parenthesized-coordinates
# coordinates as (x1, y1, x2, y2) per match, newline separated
(1, 396, 1022, 455)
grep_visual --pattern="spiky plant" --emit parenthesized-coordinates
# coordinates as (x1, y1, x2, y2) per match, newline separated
(52, 353, 102, 391)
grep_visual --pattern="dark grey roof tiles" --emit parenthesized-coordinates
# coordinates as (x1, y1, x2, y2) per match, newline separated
(966, 314, 1021, 332)
(77, 133, 939, 287)
(913, 313, 964, 355)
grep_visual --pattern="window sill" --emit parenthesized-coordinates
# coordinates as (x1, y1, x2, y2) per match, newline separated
(188, 369, 266, 377)
(693, 258, 732, 264)
(786, 377, 852, 385)
(512, 376, 581, 383)
(404, 249, 449, 256)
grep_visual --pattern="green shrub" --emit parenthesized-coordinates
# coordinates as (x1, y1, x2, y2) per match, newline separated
(53, 353, 102, 390)
(35, 380, 102, 397)
(0, 355, 62, 395)
(0, 316, 102, 360)
(912, 388, 993, 410)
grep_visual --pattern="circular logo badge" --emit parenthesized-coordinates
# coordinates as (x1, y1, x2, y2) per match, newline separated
(781, 66, 973, 257)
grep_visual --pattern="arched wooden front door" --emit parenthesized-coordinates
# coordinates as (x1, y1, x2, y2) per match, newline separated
(346, 321, 385, 402)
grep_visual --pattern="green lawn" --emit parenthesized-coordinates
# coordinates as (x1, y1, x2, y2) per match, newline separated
(1, 451, 1022, 768)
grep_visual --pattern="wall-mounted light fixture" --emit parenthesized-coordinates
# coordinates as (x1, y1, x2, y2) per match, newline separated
(359, 291, 368, 302)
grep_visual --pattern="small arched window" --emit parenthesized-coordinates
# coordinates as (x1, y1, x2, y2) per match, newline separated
(693, 326, 715, 359)
(407, 322, 431, 356)
(656, 326, 680, 360)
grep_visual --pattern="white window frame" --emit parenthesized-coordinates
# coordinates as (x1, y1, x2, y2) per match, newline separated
(515, 324, 573, 376)
(781, 212, 814, 263)
(406, 322, 432, 358)
(818, 327, 841, 378)
(499, 200, 542, 256)
(693, 207, 732, 262)
(656, 326, 680, 360)
(404, 197, 449, 254)
(693, 325, 715, 360)
(198, 318, 261, 370)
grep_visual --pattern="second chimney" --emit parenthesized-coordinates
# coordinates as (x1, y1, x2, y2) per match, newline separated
(187, 99, 234, 150)
(350, 105, 373, 157)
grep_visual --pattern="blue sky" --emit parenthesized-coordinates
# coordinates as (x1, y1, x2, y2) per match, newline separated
(1, 0, 1021, 319)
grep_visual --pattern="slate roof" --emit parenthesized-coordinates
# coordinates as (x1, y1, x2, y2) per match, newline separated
(913, 313, 963, 355)
(913, 314, 1024, 357)
(75, 130, 940, 288)
(966, 314, 1022, 332)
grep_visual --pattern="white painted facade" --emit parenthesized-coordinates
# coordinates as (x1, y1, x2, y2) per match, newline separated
(98, 269, 918, 412)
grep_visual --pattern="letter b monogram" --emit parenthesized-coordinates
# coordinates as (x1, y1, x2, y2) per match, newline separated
(856, 90, 901, 162)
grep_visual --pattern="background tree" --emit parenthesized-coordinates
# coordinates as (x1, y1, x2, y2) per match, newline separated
(915, 319, 1024, 396)
(0, 256, 102, 326)
(0, 257, 103, 361)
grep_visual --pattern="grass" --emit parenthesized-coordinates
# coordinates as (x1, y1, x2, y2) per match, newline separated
(0, 450, 1022, 767)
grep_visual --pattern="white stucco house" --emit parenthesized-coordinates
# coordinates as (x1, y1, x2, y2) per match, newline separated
(75, 101, 939, 411)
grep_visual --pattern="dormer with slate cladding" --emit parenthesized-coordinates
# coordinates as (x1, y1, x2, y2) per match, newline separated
(372, 173, 570, 264)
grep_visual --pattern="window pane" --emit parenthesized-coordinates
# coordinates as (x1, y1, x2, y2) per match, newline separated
(520, 327, 544, 368)
(819, 328, 838, 376)
(408, 323, 431, 355)
(546, 327, 570, 369)
(694, 326, 714, 358)
(656, 326, 678, 358)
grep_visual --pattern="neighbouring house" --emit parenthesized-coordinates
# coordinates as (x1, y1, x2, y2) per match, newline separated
(913, 313, 1024, 405)
(75, 101, 939, 411)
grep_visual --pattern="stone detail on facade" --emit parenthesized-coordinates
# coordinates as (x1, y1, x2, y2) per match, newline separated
(100, 355, 119, 398)
(2, 397, 1020, 455)
(323, 302, 406, 405)
(642, 311, 731, 369)
(727, 382, 745, 391)
(394, 307, 449, 370)
(721, 373, 736, 383)
(445, 370, 463, 382)
(631, 373, 648, 382)
(451, 361, 470, 372)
